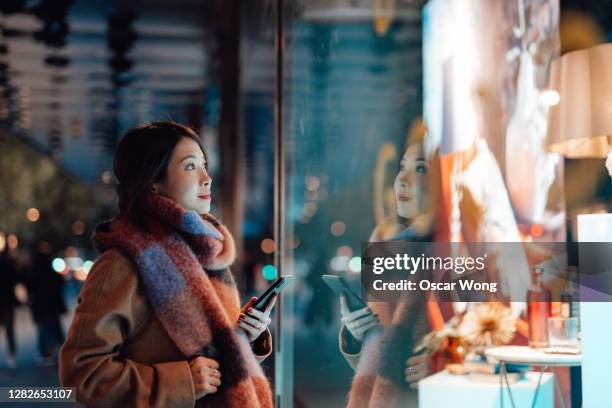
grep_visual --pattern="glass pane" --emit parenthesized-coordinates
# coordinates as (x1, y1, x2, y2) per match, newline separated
(279, 1, 423, 406)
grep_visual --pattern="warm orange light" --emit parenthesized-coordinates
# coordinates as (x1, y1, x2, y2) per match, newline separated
(337, 245, 352, 257)
(330, 221, 346, 236)
(26, 208, 40, 222)
(530, 224, 544, 237)
(7, 234, 18, 249)
(38, 241, 52, 255)
(74, 268, 88, 281)
(260, 238, 275, 254)
(65, 246, 78, 257)
(101, 171, 113, 185)
(72, 221, 85, 235)
(0, 233, 5, 252)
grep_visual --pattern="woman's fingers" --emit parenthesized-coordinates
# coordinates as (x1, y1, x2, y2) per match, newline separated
(405, 353, 430, 384)
(238, 318, 266, 341)
(240, 313, 263, 328)
(353, 314, 378, 329)
(238, 320, 259, 335)
(347, 306, 372, 320)
(340, 298, 372, 319)
(405, 365, 428, 383)
(245, 309, 272, 327)
(190, 357, 223, 398)
(354, 319, 379, 337)
(246, 307, 268, 320)
(406, 353, 429, 369)
(341, 311, 378, 328)
(203, 358, 220, 370)
(204, 384, 219, 394)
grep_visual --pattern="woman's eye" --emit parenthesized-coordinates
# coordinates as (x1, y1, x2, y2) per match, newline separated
(185, 163, 195, 170)
(416, 164, 427, 174)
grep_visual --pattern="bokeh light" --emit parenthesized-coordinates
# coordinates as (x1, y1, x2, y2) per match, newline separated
(101, 170, 113, 185)
(348, 257, 362, 273)
(306, 176, 320, 191)
(26, 207, 40, 222)
(7, 234, 18, 250)
(262, 264, 278, 281)
(337, 245, 352, 257)
(260, 238, 275, 254)
(83, 260, 94, 273)
(52, 258, 66, 273)
(72, 221, 85, 235)
(330, 256, 349, 271)
(330, 221, 346, 236)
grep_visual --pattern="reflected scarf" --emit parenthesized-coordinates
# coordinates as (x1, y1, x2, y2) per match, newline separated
(347, 296, 427, 408)
(349, 223, 430, 408)
(93, 193, 272, 408)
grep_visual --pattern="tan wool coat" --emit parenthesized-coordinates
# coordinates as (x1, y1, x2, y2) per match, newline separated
(59, 248, 272, 408)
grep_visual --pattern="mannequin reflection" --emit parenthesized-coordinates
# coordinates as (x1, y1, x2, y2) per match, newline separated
(338, 122, 440, 407)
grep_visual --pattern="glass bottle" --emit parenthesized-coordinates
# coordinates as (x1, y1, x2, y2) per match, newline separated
(561, 266, 581, 333)
(527, 267, 551, 348)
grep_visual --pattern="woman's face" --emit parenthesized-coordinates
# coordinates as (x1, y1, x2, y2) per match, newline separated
(154, 137, 212, 214)
(394, 143, 428, 219)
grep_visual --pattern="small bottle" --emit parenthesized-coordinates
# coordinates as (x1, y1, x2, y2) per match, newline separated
(527, 267, 551, 348)
(560, 266, 576, 318)
(561, 266, 580, 332)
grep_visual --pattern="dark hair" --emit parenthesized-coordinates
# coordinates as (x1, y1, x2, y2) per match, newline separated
(113, 120, 207, 227)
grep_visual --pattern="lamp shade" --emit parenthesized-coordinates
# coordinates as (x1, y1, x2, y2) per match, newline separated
(546, 43, 612, 158)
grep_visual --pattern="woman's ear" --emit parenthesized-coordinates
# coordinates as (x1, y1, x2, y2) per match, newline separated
(151, 184, 159, 193)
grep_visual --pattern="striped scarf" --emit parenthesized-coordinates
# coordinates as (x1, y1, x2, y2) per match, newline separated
(93, 193, 273, 408)
(347, 295, 427, 408)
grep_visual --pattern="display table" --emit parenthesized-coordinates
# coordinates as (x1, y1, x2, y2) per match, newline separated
(419, 369, 553, 408)
(485, 346, 582, 408)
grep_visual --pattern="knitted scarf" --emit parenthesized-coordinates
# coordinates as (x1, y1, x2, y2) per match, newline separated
(347, 296, 427, 408)
(347, 226, 430, 408)
(93, 193, 273, 408)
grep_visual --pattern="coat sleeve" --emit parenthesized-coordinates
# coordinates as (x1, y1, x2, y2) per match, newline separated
(338, 325, 362, 370)
(251, 328, 273, 363)
(59, 250, 195, 408)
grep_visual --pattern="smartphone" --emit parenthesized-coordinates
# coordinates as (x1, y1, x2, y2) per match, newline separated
(251, 276, 293, 311)
(322, 275, 367, 311)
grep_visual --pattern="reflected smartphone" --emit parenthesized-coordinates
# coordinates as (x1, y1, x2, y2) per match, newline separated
(251, 275, 293, 311)
(322, 275, 367, 311)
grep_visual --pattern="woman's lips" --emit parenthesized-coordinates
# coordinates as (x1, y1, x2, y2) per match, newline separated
(199, 194, 211, 200)
(396, 195, 411, 202)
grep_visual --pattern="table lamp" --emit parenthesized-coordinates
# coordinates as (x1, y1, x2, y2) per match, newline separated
(546, 42, 612, 177)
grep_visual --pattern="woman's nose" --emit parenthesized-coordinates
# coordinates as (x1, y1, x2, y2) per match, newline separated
(398, 171, 412, 187)
(200, 169, 212, 186)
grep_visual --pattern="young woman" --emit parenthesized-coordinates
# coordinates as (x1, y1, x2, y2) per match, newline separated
(60, 121, 274, 408)
(339, 123, 439, 407)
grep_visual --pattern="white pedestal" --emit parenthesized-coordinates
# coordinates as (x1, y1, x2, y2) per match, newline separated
(578, 213, 612, 408)
(419, 370, 554, 408)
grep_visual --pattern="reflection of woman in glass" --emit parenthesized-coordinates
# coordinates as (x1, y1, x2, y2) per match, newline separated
(60, 122, 274, 408)
(339, 121, 439, 407)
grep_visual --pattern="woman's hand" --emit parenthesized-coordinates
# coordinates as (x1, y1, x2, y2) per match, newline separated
(189, 357, 222, 399)
(340, 296, 380, 342)
(404, 352, 430, 388)
(238, 295, 276, 342)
